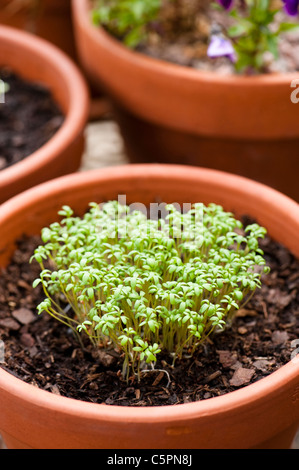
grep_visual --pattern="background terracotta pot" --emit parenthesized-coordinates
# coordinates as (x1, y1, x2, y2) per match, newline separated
(0, 0, 77, 61)
(0, 24, 89, 204)
(0, 164, 298, 449)
(0, 0, 110, 120)
(72, 0, 299, 202)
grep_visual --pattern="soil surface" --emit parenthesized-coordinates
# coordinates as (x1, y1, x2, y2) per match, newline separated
(131, 0, 299, 74)
(0, 68, 64, 171)
(0, 228, 299, 407)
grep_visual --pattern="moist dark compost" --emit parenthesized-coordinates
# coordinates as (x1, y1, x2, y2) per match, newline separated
(0, 229, 299, 407)
(0, 68, 64, 170)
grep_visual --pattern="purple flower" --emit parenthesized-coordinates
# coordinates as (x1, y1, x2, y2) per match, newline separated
(207, 34, 236, 62)
(218, 0, 234, 9)
(283, 0, 299, 16)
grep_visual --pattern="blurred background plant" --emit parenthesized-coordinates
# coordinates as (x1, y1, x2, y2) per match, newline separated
(209, 0, 299, 73)
(92, 0, 299, 73)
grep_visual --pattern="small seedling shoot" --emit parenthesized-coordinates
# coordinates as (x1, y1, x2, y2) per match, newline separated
(0, 80, 9, 104)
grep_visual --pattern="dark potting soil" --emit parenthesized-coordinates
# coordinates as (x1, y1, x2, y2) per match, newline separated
(0, 230, 299, 407)
(0, 68, 64, 170)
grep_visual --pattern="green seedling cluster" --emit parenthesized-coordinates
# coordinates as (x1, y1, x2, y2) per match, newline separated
(32, 201, 269, 381)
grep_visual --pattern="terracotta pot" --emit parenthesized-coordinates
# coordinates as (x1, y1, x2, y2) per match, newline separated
(72, 0, 299, 202)
(0, 163, 298, 449)
(0, 0, 77, 61)
(0, 0, 110, 120)
(0, 24, 89, 204)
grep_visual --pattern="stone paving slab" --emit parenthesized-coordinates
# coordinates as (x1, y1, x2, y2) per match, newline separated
(80, 120, 128, 171)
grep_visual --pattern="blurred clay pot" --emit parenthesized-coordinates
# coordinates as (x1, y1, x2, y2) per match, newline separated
(0, 0, 110, 120)
(0, 0, 77, 61)
(0, 24, 89, 203)
(72, 0, 299, 201)
(0, 164, 298, 449)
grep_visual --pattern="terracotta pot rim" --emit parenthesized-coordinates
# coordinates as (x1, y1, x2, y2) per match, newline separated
(0, 163, 299, 423)
(76, 0, 299, 87)
(0, 24, 89, 186)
